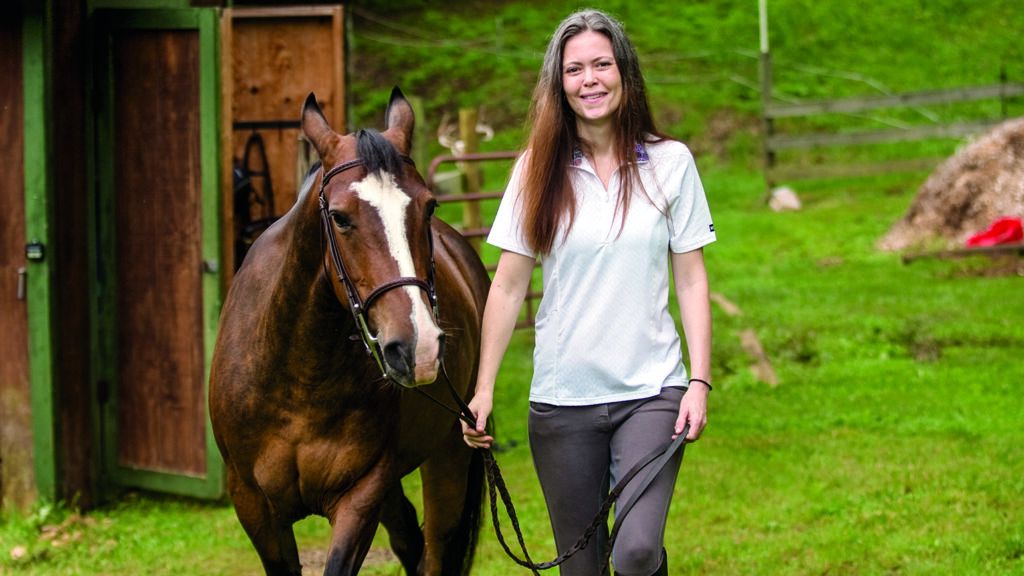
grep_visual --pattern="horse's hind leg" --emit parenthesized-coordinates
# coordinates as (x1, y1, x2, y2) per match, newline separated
(419, 429, 484, 576)
(228, 470, 302, 576)
(380, 484, 425, 574)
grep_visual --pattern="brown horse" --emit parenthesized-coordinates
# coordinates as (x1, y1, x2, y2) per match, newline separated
(209, 88, 490, 576)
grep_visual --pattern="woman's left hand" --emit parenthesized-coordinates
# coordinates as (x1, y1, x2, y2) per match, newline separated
(674, 382, 709, 441)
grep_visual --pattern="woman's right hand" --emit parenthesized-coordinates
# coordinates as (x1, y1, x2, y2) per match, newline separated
(461, 392, 494, 449)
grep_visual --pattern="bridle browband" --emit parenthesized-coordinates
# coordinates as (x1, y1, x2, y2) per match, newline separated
(317, 155, 439, 377)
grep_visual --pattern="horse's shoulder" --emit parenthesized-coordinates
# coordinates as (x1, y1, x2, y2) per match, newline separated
(424, 222, 486, 322)
(433, 220, 489, 290)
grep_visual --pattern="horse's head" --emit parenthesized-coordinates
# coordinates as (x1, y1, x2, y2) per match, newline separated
(301, 88, 443, 388)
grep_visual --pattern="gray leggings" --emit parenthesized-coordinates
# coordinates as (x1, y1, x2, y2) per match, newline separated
(528, 386, 685, 576)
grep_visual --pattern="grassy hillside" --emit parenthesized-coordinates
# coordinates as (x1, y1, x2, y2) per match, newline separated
(346, 0, 1024, 166)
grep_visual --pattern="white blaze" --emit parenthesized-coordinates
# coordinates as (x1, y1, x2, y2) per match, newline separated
(350, 172, 441, 379)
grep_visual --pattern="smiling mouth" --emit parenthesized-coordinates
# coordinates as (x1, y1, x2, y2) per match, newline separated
(582, 93, 606, 102)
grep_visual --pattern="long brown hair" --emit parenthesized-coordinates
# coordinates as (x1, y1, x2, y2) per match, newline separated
(519, 9, 666, 255)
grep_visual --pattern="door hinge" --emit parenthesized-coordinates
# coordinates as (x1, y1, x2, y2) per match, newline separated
(17, 267, 26, 300)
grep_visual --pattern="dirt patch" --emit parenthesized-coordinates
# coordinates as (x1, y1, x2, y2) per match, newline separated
(878, 117, 1024, 251)
(710, 292, 743, 317)
(739, 329, 779, 386)
(711, 292, 779, 386)
(299, 546, 397, 574)
(298, 548, 328, 574)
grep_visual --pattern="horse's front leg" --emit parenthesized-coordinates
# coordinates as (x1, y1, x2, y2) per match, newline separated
(379, 484, 425, 574)
(227, 468, 302, 576)
(322, 464, 394, 576)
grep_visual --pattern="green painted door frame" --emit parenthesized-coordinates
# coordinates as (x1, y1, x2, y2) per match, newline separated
(90, 7, 224, 500)
(23, 0, 60, 504)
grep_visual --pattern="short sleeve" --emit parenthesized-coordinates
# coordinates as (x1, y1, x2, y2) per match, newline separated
(487, 155, 536, 258)
(667, 149, 716, 253)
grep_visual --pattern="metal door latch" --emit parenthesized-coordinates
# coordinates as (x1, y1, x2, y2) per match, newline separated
(25, 242, 45, 261)
(17, 267, 27, 300)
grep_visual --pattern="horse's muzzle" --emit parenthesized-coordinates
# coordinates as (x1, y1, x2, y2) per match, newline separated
(383, 333, 442, 387)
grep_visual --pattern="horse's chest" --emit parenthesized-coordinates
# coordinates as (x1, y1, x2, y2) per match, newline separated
(302, 438, 385, 485)
(253, 415, 395, 514)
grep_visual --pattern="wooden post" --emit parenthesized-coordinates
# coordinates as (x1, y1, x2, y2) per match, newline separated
(760, 50, 775, 197)
(759, 0, 776, 200)
(21, 2, 58, 506)
(458, 107, 482, 251)
(1000, 63, 1008, 119)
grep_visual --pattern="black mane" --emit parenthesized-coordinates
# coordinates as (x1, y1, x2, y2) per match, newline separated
(356, 129, 404, 178)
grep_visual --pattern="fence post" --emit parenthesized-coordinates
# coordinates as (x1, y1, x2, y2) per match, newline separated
(458, 107, 483, 251)
(759, 0, 776, 199)
(1000, 63, 1008, 119)
(760, 51, 776, 198)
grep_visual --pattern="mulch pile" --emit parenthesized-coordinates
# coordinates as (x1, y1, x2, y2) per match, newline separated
(878, 117, 1024, 251)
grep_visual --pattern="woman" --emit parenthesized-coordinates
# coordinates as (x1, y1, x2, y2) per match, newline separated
(462, 9, 715, 576)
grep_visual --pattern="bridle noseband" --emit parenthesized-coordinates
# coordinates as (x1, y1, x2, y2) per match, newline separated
(318, 155, 439, 377)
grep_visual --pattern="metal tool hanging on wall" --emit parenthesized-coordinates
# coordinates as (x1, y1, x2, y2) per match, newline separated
(233, 131, 279, 270)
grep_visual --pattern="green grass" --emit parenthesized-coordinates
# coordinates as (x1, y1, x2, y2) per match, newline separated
(4, 1, 1024, 574)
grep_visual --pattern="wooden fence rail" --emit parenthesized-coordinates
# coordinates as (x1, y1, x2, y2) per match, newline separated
(760, 48, 1024, 191)
(426, 149, 543, 328)
(764, 83, 1024, 119)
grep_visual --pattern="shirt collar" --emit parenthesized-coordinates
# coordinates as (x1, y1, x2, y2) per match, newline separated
(635, 142, 650, 163)
(571, 146, 584, 167)
(570, 142, 649, 167)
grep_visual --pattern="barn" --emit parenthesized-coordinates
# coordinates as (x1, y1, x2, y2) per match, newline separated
(1, 0, 347, 510)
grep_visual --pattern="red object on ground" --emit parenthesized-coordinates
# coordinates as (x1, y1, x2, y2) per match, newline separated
(965, 216, 1024, 247)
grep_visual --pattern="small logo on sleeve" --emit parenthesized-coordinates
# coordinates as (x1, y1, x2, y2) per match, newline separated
(709, 223, 715, 233)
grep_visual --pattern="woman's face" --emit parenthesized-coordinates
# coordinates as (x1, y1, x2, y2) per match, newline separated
(561, 30, 622, 129)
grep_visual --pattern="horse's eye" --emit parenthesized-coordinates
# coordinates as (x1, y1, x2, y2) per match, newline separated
(425, 199, 437, 218)
(331, 211, 352, 230)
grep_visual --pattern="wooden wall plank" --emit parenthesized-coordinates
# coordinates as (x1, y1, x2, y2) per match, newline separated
(53, 0, 94, 508)
(0, 3, 35, 511)
(220, 8, 236, 285)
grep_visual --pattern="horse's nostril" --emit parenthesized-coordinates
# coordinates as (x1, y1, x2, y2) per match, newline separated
(383, 341, 414, 377)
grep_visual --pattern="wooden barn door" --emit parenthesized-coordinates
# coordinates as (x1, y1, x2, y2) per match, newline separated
(92, 9, 223, 499)
(220, 6, 345, 278)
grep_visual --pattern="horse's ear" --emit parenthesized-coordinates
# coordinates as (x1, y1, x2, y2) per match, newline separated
(301, 92, 339, 160)
(384, 86, 414, 154)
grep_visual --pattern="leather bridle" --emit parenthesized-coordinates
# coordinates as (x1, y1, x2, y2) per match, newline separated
(317, 155, 439, 378)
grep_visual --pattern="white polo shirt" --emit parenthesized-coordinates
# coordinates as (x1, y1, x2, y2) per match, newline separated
(488, 139, 716, 405)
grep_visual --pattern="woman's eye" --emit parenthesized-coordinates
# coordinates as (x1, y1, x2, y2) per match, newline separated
(564, 65, 580, 75)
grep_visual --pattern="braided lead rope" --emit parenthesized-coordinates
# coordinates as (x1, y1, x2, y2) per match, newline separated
(418, 360, 690, 573)
(481, 427, 688, 573)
